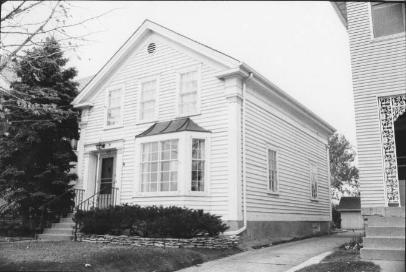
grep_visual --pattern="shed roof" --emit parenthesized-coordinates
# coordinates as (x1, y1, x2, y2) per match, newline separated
(337, 197, 361, 211)
(135, 117, 210, 138)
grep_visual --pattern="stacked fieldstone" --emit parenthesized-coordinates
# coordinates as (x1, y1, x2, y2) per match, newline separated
(78, 234, 239, 248)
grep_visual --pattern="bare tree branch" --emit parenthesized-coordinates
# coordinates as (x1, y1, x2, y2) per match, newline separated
(0, 1, 61, 73)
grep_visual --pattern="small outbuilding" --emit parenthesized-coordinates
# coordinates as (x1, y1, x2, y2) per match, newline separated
(337, 197, 363, 230)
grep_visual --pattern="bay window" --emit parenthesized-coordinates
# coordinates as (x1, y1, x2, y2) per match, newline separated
(191, 139, 205, 191)
(136, 131, 209, 195)
(141, 140, 178, 192)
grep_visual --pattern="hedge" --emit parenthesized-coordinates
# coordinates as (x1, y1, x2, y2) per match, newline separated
(73, 205, 229, 238)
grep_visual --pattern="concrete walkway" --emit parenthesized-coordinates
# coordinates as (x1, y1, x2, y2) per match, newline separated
(178, 235, 349, 272)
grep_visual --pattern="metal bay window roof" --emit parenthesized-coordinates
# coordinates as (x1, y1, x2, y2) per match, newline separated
(135, 117, 210, 138)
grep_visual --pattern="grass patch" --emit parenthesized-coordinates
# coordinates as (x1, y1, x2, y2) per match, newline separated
(0, 240, 241, 272)
(296, 248, 380, 272)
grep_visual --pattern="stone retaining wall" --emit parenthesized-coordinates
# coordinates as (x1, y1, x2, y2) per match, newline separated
(78, 234, 239, 249)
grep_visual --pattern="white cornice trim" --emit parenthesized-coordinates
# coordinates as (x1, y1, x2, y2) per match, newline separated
(73, 102, 94, 109)
(72, 19, 239, 106)
(217, 64, 336, 135)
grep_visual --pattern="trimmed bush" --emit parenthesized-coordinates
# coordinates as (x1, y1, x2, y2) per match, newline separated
(74, 205, 229, 238)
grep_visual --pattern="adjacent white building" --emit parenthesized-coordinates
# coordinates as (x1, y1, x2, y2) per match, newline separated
(72, 20, 335, 241)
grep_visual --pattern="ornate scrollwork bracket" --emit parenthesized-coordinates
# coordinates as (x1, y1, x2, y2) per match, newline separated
(378, 94, 406, 206)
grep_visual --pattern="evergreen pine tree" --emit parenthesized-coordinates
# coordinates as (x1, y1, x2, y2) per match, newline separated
(0, 37, 79, 228)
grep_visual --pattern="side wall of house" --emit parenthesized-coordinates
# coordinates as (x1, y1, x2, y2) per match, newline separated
(347, 2, 406, 208)
(242, 83, 331, 241)
(76, 32, 235, 219)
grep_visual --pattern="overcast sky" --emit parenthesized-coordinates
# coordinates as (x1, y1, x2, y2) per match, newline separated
(49, 1, 357, 147)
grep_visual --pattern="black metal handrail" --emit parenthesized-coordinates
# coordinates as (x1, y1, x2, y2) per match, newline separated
(73, 186, 118, 240)
(36, 188, 84, 238)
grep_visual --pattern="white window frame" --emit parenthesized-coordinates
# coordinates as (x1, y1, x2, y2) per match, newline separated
(134, 131, 210, 197)
(309, 161, 319, 201)
(104, 84, 124, 129)
(188, 134, 210, 194)
(368, 2, 406, 41)
(176, 64, 202, 117)
(266, 144, 280, 195)
(137, 75, 159, 123)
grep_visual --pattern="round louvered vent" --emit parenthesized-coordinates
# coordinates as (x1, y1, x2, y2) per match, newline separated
(147, 43, 156, 54)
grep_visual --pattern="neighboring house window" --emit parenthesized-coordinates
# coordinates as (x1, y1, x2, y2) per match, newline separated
(106, 87, 122, 127)
(141, 140, 178, 192)
(371, 2, 405, 38)
(267, 149, 278, 193)
(310, 163, 318, 200)
(191, 139, 205, 191)
(178, 68, 199, 116)
(139, 79, 157, 121)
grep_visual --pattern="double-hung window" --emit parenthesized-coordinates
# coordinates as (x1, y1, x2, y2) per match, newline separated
(191, 139, 205, 191)
(139, 78, 158, 121)
(178, 67, 200, 116)
(267, 149, 278, 193)
(106, 87, 122, 127)
(371, 2, 405, 38)
(310, 163, 318, 200)
(141, 140, 178, 192)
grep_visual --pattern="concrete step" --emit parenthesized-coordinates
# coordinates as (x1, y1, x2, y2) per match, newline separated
(52, 222, 75, 229)
(367, 216, 405, 227)
(43, 228, 73, 235)
(364, 237, 405, 249)
(37, 233, 73, 241)
(361, 248, 405, 261)
(367, 226, 405, 237)
(60, 217, 74, 223)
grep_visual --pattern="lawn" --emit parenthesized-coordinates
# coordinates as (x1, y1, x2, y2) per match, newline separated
(0, 240, 241, 272)
(296, 248, 380, 272)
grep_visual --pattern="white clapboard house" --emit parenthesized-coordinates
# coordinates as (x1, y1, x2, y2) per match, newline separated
(70, 20, 335, 241)
(333, 1, 405, 261)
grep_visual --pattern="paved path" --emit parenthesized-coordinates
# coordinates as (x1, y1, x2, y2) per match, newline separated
(178, 235, 349, 272)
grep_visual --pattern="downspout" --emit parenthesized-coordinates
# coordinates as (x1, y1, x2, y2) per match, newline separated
(225, 71, 253, 236)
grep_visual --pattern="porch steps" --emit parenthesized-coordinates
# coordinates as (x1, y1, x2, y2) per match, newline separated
(361, 208, 405, 261)
(37, 215, 75, 241)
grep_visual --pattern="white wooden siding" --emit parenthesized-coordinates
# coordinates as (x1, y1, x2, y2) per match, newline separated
(347, 2, 406, 207)
(244, 86, 331, 221)
(77, 32, 231, 218)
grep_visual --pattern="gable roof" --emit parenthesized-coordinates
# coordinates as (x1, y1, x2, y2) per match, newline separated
(136, 117, 210, 138)
(337, 197, 361, 211)
(72, 19, 335, 135)
(331, 2, 348, 28)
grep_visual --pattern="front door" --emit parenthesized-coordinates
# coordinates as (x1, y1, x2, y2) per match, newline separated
(98, 156, 115, 208)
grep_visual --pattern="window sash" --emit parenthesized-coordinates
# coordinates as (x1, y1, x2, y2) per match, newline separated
(191, 139, 205, 191)
(310, 165, 318, 199)
(106, 89, 122, 126)
(179, 70, 198, 115)
(371, 2, 405, 38)
(140, 80, 157, 121)
(267, 149, 278, 192)
(141, 140, 178, 192)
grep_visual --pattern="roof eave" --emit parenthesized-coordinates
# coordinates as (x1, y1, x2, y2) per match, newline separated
(217, 64, 336, 135)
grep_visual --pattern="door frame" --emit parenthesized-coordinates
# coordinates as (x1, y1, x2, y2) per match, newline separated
(96, 150, 117, 195)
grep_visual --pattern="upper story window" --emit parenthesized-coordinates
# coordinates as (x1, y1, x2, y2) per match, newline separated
(178, 66, 200, 116)
(267, 149, 278, 193)
(191, 139, 205, 191)
(139, 78, 158, 122)
(140, 139, 178, 192)
(106, 87, 123, 127)
(310, 163, 318, 200)
(371, 2, 405, 38)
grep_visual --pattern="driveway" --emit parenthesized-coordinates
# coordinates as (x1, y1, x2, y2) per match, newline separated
(177, 234, 349, 272)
